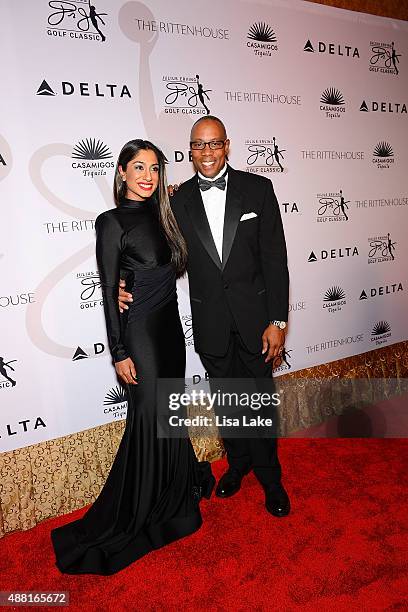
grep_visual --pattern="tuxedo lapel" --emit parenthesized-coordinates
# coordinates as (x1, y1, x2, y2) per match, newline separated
(222, 168, 243, 270)
(184, 178, 222, 269)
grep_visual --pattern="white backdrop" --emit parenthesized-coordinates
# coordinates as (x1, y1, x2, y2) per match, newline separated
(0, 0, 407, 452)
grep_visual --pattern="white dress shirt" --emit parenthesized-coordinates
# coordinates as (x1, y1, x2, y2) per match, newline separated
(198, 164, 228, 261)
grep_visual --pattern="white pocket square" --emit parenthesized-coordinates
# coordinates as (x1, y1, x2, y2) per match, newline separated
(240, 212, 257, 221)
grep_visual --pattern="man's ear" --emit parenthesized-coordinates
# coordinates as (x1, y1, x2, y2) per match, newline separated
(224, 139, 230, 161)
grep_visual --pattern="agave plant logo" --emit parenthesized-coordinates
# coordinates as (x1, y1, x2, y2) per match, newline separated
(71, 138, 115, 177)
(320, 88, 346, 118)
(104, 385, 127, 406)
(103, 386, 128, 418)
(373, 142, 393, 158)
(320, 87, 345, 105)
(323, 286, 346, 312)
(72, 138, 112, 160)
(324, 286, 346, 302)
(372, 141, 394, 169)
(246, 22, 277, 56)
(371, 321, 391, 345)
(372, 321, 391, 336)
(247, 22, 276, 43)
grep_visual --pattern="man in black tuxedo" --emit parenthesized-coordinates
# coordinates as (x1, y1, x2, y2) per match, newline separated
(120, 116, 290, 516)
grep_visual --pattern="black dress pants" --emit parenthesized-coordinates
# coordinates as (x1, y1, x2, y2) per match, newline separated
(199, 328, 282, 486)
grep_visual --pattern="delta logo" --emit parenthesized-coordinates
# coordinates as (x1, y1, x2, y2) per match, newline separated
(360, 100, 407, 114)
(359, 282, 403, 300)
(304, 39, 359, 59)
(36, 79, 131, 99)
(308, 246, 359, 262)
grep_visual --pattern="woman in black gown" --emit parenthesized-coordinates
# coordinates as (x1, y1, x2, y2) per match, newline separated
(51, 139, 215, 575)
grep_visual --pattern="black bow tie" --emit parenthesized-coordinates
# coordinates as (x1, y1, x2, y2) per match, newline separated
(198, 170, 227, 191)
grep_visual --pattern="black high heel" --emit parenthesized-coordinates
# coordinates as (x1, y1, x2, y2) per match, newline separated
(193, 461, 216, 501)
(201, 474, 216, 499)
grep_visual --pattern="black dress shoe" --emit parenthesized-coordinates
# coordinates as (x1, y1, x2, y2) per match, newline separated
(264, 483, 290, 517)
(215, 468, 244, 498)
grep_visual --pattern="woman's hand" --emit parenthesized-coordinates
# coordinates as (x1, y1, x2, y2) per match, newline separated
(118, 279, 133, 313)
(115, 357, 137, 385)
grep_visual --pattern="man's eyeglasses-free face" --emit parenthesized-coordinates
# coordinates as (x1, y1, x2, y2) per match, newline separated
(190, 140, 227, 150)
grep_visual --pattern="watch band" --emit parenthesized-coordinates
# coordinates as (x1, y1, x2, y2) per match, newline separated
(270, 320, 287, 330)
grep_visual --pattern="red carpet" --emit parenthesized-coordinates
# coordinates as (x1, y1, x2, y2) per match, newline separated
(1, 439, 407, 611)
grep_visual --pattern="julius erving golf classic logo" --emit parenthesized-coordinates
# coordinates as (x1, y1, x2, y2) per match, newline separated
(273, 348, 292, 373)
(76, 271, 103, 310)
(0, 356, 17, 389)
(245, 137, 287, 174)
(180, 314, 194, 348)
(246, 22, 278, 57)
(369, 41, 401, 75)
(162, 74, 211, 116)
(47, 0, 107, 42)
(368, 233, 396, 264)
(316, 189, 350, 222)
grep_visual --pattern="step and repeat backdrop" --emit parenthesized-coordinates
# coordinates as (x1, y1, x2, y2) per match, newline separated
(0, 0, 407, 452)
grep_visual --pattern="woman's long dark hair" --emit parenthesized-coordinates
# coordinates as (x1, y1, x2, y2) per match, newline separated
(114, 139, 187, 277)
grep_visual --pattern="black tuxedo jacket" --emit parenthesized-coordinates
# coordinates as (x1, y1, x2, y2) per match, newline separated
(171, 166, 289, 356)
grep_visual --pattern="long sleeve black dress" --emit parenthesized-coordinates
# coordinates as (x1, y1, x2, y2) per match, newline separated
(51, 196, 213, 575)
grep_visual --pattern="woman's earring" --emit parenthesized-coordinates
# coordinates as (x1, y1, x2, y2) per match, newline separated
(122, 176, 126, 182)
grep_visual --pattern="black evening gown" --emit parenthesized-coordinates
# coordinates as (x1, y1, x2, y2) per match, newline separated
(51, 197, 213, 575)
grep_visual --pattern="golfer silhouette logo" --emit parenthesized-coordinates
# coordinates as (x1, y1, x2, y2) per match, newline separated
(387, 233, 396, 260)
(273, 348, 292, 369)
(195, 75, 210, 114)
(391, 42, 401, 75)
(339, 189, 350, 220)
(272, 137, 285, 172)
(0, 356, 17, 387)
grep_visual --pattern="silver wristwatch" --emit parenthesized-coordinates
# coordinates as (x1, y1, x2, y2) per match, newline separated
(270, 320, 287, 330)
